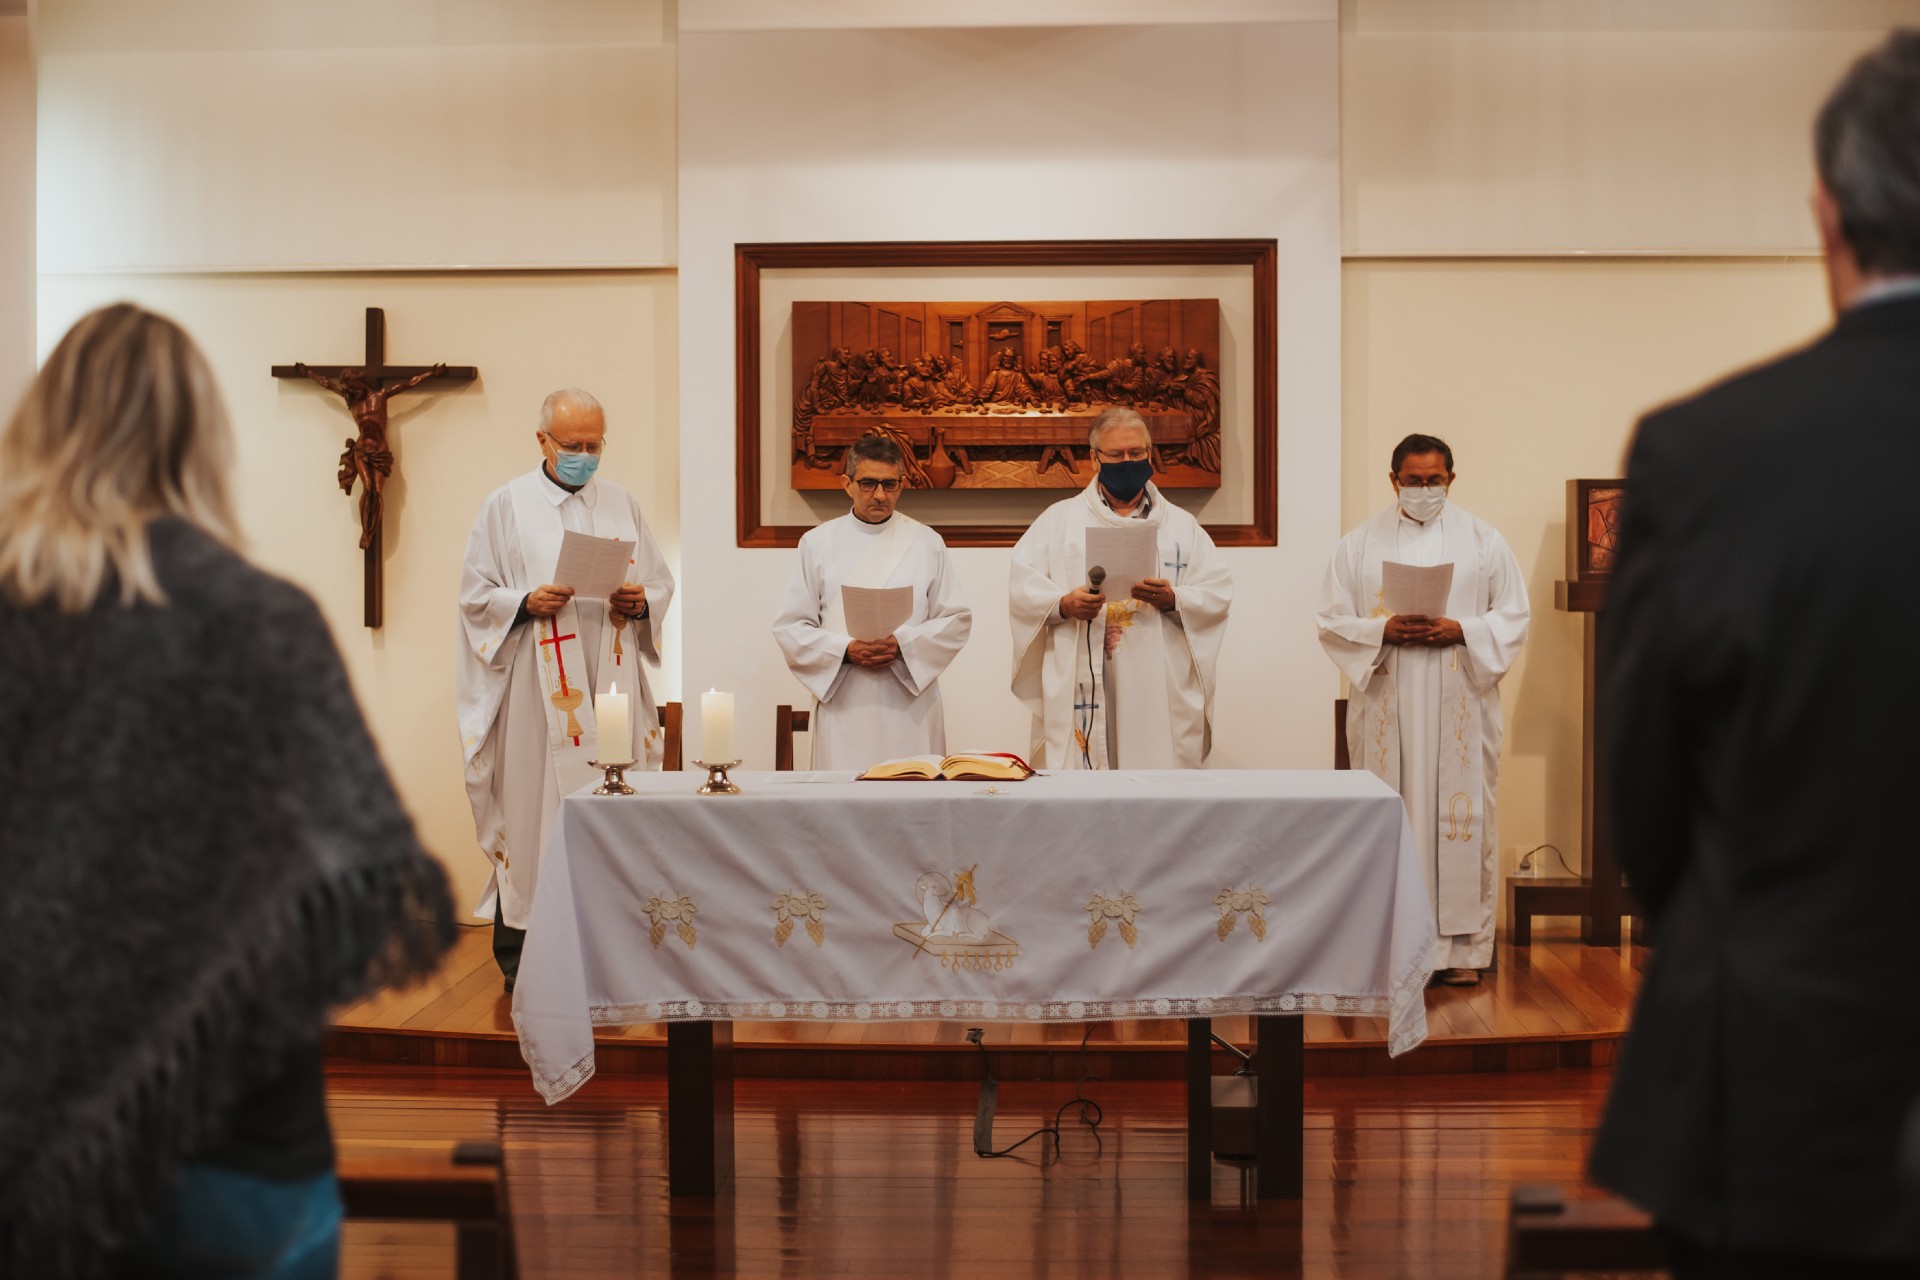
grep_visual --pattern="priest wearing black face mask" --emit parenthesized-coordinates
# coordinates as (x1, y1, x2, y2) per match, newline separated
(1009, 408, 1234, 770)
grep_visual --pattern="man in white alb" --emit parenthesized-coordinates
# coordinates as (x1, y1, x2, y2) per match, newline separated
(1009, 408, 1232, 769)
(456, 388, 674, 991)
(1317, 433, 1529, 986)
(772, 434, 972, 770)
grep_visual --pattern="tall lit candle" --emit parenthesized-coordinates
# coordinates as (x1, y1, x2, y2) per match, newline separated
(596, 685, 633, 765)
(701, 689, 735, 763)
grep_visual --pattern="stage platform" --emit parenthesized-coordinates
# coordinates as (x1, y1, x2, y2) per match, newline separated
(328, 921, 1643, 1081)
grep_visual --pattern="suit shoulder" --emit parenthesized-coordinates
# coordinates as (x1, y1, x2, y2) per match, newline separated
(1635, 327, 1835, 443)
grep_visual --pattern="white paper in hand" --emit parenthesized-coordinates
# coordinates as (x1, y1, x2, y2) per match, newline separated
(552, 530, 637, 600)
(1083, 523, 1158, 603)
(1381, 561, 1453, 618)
(842, 585, 913, 642)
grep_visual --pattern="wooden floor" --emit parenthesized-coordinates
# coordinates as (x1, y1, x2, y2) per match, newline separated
(333, 1063, 1638, 1279)
(329, 920, 1646, 1078)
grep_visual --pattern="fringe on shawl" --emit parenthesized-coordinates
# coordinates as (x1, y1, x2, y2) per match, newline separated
(1, 845, 455, 1279)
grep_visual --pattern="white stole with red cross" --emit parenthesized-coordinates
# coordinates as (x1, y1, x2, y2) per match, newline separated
(507, 472, 648, 787)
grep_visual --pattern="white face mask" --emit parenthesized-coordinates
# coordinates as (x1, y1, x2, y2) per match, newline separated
(1398, 485, 1447, 523)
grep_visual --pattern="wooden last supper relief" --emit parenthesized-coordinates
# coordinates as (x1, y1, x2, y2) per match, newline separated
(789, 299, 1223, 492)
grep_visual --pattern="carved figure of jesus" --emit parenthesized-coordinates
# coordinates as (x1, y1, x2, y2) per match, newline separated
(293, 362, 446, 550)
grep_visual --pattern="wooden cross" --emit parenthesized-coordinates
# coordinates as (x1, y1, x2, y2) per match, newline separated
(272, 307, 477, 628)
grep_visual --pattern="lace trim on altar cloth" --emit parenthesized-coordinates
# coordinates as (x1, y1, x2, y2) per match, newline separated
(514, 1009, 599, 1104)
(1387, 932, 1440, 1058)
(587, 988, 1433, 1058)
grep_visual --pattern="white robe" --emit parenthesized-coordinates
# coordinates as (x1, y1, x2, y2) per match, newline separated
(1009, 482, 1232, 769)
(1317, 501, 1529, 970)
(457, 467, 674, 929)
(771, 511, 972, 770)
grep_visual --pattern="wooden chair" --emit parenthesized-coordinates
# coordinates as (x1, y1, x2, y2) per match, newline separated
(661, 701, 683, 771)
(1503, 1184, 1663, 1278)
(339, 1140, 518, 1279)
(775, 704, 811, 771)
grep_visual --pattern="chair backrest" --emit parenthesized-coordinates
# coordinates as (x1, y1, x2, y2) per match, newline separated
(1333, 697, 1350, 771)
(775, 704, 812, 771)
(339, 1140, 518, 1279)
(661, 701, 683, 771)
(1504, 1184, 1661, 1277)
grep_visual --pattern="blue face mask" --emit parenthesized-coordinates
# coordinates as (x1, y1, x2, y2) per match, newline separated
(551, 448, 600, 487)
(1098, 458, 1153, 503)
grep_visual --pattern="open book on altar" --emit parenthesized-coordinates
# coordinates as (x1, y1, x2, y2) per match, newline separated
(858, 752, 1037, 782)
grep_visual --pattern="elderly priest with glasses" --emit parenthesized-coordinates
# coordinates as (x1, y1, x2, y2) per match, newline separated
(773, 433, 973, 770)
(1009, 408, 1233, 769)
(456, 387, 675, 993)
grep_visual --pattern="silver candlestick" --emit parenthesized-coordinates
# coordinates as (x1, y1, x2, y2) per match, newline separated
(692, 759, 742, 796)
(587, 760, 636, 796)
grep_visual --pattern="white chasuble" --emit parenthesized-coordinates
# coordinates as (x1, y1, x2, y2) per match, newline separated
(1009, 482, 1231, 769)
(1317, 502, 1528, 968)
(457, 467, 675, 928)
(771, 511, 972, 770)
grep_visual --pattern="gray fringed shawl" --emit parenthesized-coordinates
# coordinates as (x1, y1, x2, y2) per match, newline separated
(0, 519, 455, 1277)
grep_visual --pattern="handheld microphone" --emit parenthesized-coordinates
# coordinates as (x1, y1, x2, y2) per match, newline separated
(1086, 565, 1106, 596)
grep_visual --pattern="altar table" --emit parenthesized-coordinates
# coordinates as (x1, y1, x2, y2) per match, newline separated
(512, 769, 1435, 1199)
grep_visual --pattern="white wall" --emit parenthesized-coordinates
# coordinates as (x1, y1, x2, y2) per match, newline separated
(676, 19, 1344, 769)
(1342, 0, 1916, 253)
(35, 0, 676, 270)
(0, 2, 32, 414)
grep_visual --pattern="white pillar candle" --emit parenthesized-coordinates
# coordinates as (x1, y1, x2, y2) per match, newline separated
(596, 686, 633, 765)
(701, 689, 735, 763)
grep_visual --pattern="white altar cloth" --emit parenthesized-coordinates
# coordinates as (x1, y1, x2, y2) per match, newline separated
(513, 769, 1437, 1103)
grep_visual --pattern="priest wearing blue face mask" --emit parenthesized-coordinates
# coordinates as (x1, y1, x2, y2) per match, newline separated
(455, 388, 675, 992)
(1010, 408, 1233, 770)
(1316, 433, 1530, 987)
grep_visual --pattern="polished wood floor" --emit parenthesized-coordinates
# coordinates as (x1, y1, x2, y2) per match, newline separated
(330, 921, 1645, 1078)
(333, 1063, 1634, 1279)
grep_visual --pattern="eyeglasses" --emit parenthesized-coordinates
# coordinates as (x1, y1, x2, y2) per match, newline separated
(854, 477, 903, 494)
(1094, 447, 1151, 463)
(545, 433, 605, 457)
(1394, 475, 1448, 489)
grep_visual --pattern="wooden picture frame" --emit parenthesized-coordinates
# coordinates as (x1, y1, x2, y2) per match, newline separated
(735, 239, 1278, 548)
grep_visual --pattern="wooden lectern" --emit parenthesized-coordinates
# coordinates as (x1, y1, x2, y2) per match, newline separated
(1508, 480, 1644, 948)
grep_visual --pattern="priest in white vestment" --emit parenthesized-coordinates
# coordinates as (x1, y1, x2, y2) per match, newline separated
(1317, 433, 1529, 985)
(1009, 409, 1232, 769)
(457, 388, 674, 990)
(772, 434, 972, 770)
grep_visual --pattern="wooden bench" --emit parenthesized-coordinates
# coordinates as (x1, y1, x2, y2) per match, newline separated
(1504, 1183, 1664, 1277)
(339, 1140, 518, 1280)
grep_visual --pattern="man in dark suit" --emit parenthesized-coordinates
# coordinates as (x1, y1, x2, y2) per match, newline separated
(1590, 29, 1920, 1278)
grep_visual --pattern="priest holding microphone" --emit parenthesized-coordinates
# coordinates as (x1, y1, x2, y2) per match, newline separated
(1009, 408, 1233, 769)
(456, 387, 674, 992)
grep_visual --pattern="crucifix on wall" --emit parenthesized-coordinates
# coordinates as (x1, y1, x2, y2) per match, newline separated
(272, 307, 477, 627)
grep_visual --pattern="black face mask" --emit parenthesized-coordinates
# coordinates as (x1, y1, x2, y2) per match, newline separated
(1098, 458, 1153, 503)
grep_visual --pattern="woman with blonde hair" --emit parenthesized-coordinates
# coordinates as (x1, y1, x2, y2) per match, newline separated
(0, 303, 454, 1278)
